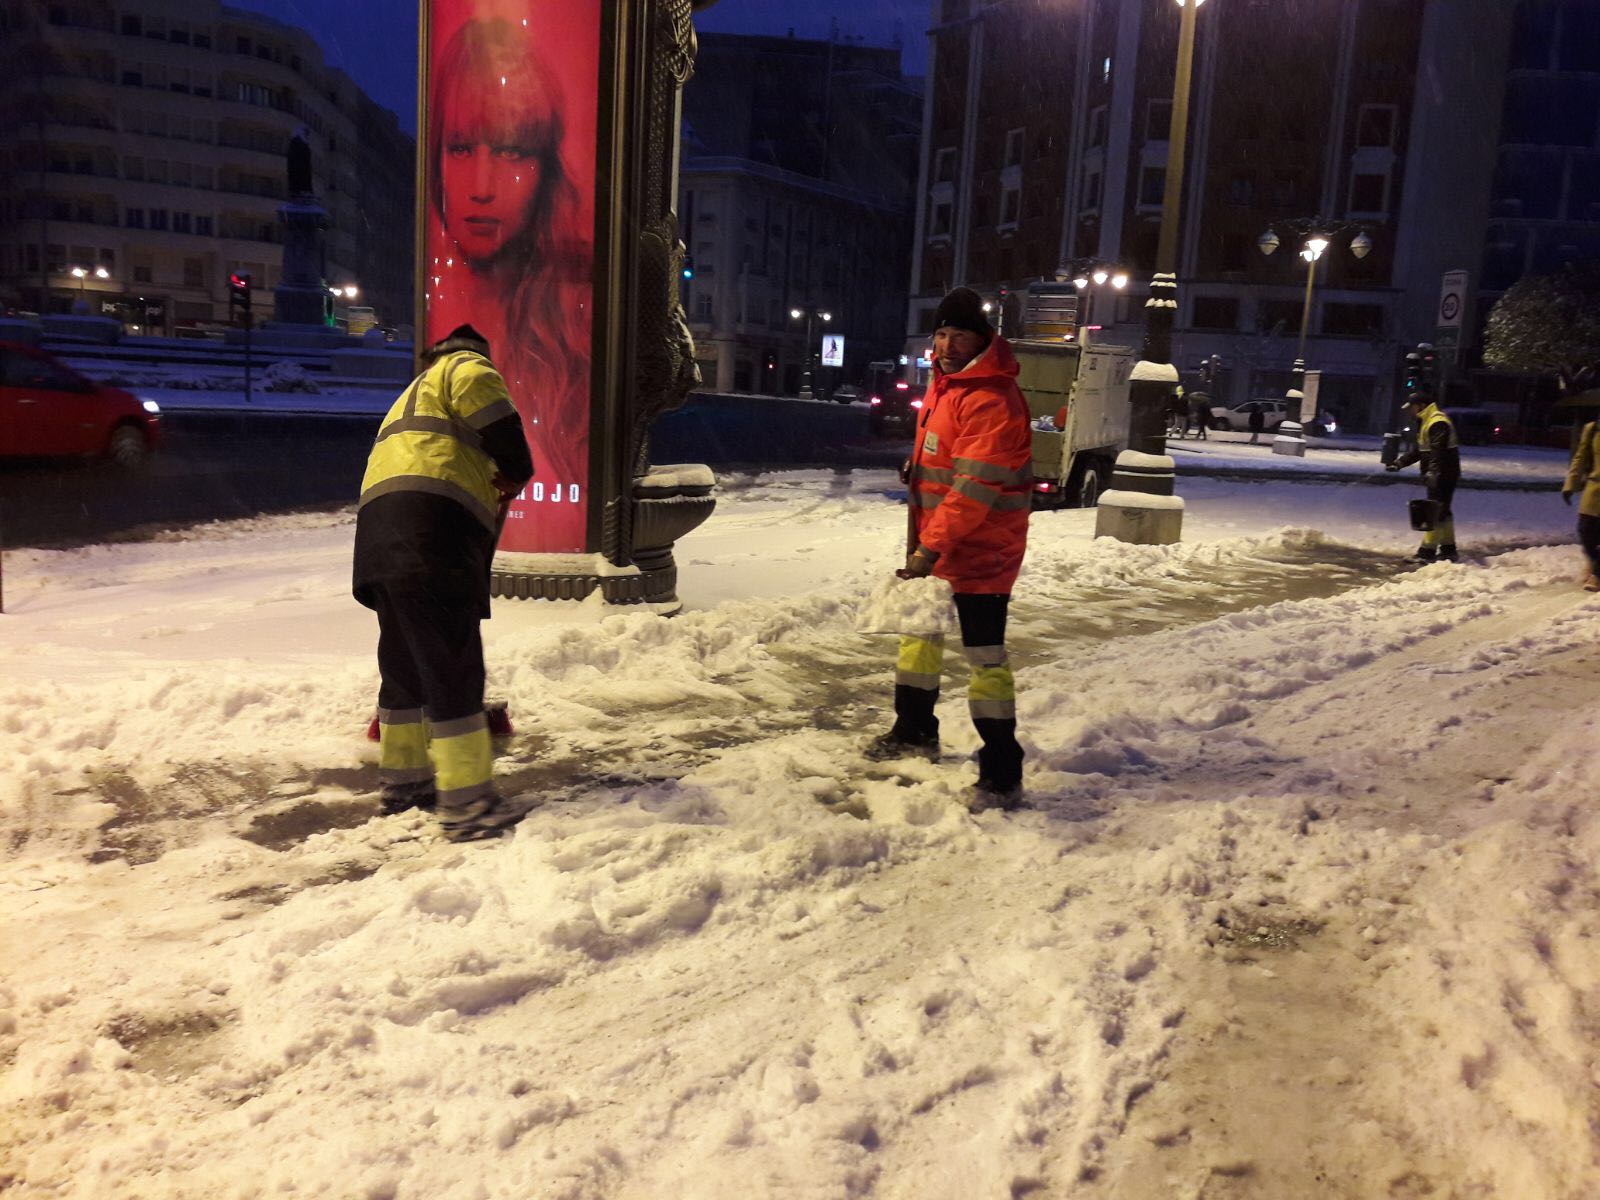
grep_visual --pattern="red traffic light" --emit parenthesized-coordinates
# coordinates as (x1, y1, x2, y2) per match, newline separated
(229, 272, 251, 289)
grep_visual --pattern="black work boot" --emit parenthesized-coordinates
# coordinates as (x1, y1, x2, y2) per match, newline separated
(1438, 543, 1459, 562)
(866, 686, 940, 761)
(1411, 545, 1437, 563)
(970, 716, 1024, 811)
(380, 780, 436, 816)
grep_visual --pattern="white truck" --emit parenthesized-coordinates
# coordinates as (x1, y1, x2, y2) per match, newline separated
(1011, 283, 1135, 508)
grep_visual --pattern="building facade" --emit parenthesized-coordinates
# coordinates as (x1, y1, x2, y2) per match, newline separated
(680, 33, 921, 395)
(0, 0, 414, 334)
(908, 0, 1516, 432)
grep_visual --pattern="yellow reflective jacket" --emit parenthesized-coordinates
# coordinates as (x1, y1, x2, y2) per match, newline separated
(359, 351, 520, 531)
(1565, 421, 1600, 518)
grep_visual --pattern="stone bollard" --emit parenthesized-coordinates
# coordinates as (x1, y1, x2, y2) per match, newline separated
(1094, 449, 1184, 545)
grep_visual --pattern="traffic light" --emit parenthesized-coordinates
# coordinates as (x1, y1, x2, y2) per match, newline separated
(1404, 342, 1437, 397)
(228, 271, 253, 327)
(680, 255, 694, 281)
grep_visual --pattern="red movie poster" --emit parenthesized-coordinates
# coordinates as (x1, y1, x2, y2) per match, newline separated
(422, 0, 601, 554)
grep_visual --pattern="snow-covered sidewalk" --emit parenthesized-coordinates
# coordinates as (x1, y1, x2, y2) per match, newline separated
(1, 472, 1597, 1198)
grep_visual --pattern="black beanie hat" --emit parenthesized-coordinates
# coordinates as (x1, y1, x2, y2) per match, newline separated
(932, 287, 993, 341)
(421, 323, 492, 365)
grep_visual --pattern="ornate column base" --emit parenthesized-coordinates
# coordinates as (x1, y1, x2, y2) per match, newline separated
(490, 465, 715, 614)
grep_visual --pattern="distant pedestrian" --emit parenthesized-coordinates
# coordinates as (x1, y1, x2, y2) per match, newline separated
(1248, 404, 1265, 444)
(1189, 391, 1210, 440)
(1562, 417, 1600, 592)
(353, 324, 535, 841)
(1386, 389, 1460, 562)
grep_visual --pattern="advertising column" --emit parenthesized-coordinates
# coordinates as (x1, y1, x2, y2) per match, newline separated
(419, 0, 602, 556)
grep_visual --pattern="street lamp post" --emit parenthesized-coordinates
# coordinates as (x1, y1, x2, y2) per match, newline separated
(788, 303, 832, 400)
(1257, 221, 1372, 451)
(69, 265, 111, 314)
(1070, 267, 1130, 338)
(1101, 0, 1204, 547)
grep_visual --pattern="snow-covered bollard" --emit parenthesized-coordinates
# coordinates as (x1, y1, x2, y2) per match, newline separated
(1273, 389, 1307, 457)
(1094, 450, 1184, 545)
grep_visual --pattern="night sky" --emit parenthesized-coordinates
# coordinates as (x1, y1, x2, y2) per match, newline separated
(225, 0, 931, 133)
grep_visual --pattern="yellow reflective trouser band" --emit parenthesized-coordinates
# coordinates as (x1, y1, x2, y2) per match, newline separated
(1423, 517, 1456, 548)
(429, 713, 493, 805)
(896, 635, 944, 691)
(967, 662, 1016, 721)
(378, 708, 430, 782)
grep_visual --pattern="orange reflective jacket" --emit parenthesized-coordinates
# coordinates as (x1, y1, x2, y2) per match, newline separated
(907, 336, 1033, 593)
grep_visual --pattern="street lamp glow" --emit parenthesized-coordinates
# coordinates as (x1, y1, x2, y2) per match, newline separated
(820, 311, 832, 322)
(344, 285, 359, 298)
(94, 266, 110, 279)
(1111, 273, 1129, 290)
(1304, 236, 1330, 260)
(1072, 276, 1089, 289)
(70, 266, 87, 279)
(1092, 270, 1109, 285)
(789, 307, 802, 320)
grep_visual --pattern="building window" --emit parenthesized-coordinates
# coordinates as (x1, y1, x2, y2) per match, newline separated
(694, 294, 713, 320)
(195, 215, 213, 236)
(1322, 303, 1385, 337)
(173, 212, 192, 233)
(933, 147, 956, 183)
(133, 263, 152, 283)
(183, 257, 203, 287)
(1191, 296, 1240, 330)
(1348, 172, 1388, 215)
(1355, 104, 1396, 148)
(1146, 99, 1172, 142)
(1081, 167, 1102, 211)
(1003, 128, 1025, 168)
(122, 156, 143, 181)
(1271, 171, 1297, 209)
(121, 67, 142, 86)
(1138, 166, 1166, 209)
(1087, 106, 1108, 149)
(124, 207, 145, 228)
(1228, 172, 1256, 207)
(149, 208, 169, 231)
(999, 183, 1021, 228)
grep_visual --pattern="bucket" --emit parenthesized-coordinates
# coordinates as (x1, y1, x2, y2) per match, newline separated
(1409, 498, 1440, 532)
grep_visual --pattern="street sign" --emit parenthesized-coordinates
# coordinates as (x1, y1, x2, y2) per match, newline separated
(1437, 269, 1468, 329)
(821, 334, 844, 367)
(1300, 371, 1321, 424)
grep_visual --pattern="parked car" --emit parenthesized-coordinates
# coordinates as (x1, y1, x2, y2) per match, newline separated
(1449, 409, 1503, 445)
(830, 383, 862, 404)
(868, 379, 924, 436)
(0, 342, 161, 467)
(1209, 399, 1287, 432)
(1209, 399, 1339, 436)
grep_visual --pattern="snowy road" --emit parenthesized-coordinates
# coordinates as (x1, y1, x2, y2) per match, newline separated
(2, 471, 1597, 1198)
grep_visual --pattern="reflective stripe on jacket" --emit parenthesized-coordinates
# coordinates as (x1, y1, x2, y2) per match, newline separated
(359, 351, 519, 531)
(908, 335, 1032, 594)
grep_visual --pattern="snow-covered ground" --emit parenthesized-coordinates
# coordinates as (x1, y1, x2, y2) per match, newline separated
(3, 470, 1597, 1199)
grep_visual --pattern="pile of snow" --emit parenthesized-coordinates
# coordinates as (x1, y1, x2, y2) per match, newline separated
(854, 574, 956, 637)
(262, 361, 321, 393)
(1, 470, 1597, 1196)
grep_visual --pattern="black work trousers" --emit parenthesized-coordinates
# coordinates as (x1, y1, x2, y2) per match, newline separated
(370, 582, 486, 723)
(1579, 512, 1600, 576)
(892, 592, 1024, 789)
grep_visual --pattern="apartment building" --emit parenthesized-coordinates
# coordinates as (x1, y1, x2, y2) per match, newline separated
(0, 0, 413, 333)
(908, 0, 1515, 431)
(680, 32, 922, 395)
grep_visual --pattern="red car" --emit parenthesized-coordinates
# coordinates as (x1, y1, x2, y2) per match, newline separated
(0, 342, 161, 467)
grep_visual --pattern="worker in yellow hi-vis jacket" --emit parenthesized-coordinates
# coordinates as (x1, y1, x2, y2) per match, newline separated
(353, 324, 533, 842)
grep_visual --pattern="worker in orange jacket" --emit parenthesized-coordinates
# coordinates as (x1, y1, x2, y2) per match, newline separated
(867, 287, 1033, 810)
